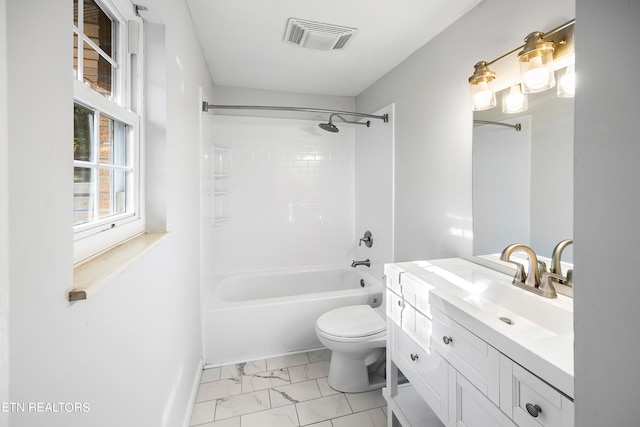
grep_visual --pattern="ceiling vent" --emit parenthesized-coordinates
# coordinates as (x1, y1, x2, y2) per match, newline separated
(284, 18, 358, 50)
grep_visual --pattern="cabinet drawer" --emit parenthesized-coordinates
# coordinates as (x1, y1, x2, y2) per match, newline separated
(431, 307, 500, 404)
(394, 323, 448, 423)
(386, 289, 403, 327)
(510, 363, 574, 427)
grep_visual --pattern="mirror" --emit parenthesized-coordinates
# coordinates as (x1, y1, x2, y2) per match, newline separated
(472, 85, 574, 264)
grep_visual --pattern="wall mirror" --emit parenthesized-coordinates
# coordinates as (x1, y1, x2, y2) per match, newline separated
(472, 85, 574, 266)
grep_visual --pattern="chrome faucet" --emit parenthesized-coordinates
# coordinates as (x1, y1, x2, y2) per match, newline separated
(500, 243, 557, 298)
(550, 239, 573, 287)
(351, 259, 370, 268)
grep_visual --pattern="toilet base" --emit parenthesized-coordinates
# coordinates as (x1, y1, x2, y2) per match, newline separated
(327, 348, 385, 393)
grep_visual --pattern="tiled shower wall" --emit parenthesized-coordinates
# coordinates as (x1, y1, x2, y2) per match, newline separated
(207, 115, 356, 275)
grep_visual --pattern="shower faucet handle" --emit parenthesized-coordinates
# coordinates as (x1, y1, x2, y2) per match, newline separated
(359, 231, 373, 248)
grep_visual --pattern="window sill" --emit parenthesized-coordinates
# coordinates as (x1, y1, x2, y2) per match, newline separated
(69, 232, 170, 301)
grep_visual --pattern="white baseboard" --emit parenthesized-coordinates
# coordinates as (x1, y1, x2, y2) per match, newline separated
(182, 357, 204, 427)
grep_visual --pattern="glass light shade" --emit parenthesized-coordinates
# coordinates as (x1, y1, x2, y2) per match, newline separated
(557, 65, 576, 98)
(518, 32, 555, 94)
(502, 85, 528, 114)
(471, 80, 497, 111)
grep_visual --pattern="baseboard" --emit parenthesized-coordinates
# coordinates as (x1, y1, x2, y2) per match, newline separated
(182, 357, 204, 427)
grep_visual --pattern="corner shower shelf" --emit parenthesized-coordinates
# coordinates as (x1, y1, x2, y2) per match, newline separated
(202, 146, 232, 226)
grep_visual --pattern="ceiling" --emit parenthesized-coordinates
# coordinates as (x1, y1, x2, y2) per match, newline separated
(186, 0, 482, 97)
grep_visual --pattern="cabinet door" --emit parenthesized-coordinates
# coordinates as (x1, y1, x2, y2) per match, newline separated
(394, 321, 449, 424)
(386, 289, 403, 327)
(451, 371, 517, 427)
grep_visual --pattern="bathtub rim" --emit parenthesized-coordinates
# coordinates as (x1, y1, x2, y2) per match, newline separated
(205, 264, 383, 310)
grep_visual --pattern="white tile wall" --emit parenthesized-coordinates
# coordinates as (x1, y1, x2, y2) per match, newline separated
(210, 115, 356, 274)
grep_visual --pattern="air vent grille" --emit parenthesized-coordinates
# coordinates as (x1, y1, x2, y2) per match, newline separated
(284, 18, 358, 50)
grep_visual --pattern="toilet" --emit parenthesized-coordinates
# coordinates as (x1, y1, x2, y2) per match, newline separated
(315, 304, 386, 393)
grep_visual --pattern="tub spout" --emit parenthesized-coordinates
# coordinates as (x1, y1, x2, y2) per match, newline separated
(351, 259, 370, 268)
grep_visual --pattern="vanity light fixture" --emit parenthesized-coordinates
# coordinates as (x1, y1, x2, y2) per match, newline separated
(468, 19, 575, 110)
(502, 84, 528, 114)
(469, 61, 497, 111)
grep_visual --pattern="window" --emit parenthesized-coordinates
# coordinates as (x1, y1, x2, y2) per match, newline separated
(73, 0, 143, 263)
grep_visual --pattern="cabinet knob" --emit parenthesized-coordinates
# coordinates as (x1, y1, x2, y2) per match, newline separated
(410, 353, 419, 361)
(442, 336, 453, 345)
(525, 403, 542, 418)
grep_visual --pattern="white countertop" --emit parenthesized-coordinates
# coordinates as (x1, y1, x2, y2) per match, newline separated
(386, 257, 574, 398)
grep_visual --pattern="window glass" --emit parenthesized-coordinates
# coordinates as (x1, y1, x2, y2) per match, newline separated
(74, 103, 94, 162)
(74, 167, 94, 226)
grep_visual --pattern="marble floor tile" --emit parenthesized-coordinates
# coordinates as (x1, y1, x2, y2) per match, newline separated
(240, 405, 299, 427)
(190, 400, 216, 426)
(315, 377, 340, 396)
(295, 394, 352, 425)
(344, 389, 387, 412)
(306, 349, 331, 363)
(266, 352, 310, 370)
(220, 360, 266, 380)
(241, 368, 290, 392)
(196, 378, 242, 403)
(288, 361, 330, 383)
(269, 380, 322, 407)
(201, 367, 221, 384)
(331, 408, 386, 427)
(193, 417, 240, 427)
(302, 422, 331, 427)
(214, 390, 270, 420)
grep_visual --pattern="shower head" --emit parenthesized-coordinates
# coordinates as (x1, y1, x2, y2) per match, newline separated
(319, 120, 340, 133)
(319, 113, 371, 133)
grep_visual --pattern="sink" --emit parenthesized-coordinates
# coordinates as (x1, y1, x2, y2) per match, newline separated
(407, 260, 573, 339)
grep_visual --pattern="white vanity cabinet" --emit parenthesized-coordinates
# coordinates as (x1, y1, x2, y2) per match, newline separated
(383, 261, 574, 427)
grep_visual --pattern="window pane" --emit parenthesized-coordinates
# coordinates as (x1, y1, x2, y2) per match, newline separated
(98, 169, 127, 219)
(74, 103, 94, 161)
(73, 0, 78, 27)
(82, 42, 112, 97)
(83, 0, 113, 58)
(73, 34, 79, 79)
(99, 115, 127, 166)
(74, 167, 94, 225)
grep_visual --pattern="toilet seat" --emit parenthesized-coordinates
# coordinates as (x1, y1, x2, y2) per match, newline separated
(316, 305, 386, 342)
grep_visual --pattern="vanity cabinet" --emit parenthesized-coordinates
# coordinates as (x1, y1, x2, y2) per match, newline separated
(383, 262, 574, 427)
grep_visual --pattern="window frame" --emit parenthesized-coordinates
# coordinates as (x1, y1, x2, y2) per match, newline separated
(73, 0, 145, 264)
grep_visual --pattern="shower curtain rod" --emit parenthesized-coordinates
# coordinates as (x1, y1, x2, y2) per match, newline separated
(202, 103, 389, 123)
(473, 120, 521, 131)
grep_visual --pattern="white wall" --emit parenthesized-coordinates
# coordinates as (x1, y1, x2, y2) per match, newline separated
(6, 1, 213, 426)
(0, 0, 10, 423)
(207, 115, 355, 275)
(574, 0, 640, 424)
(356, 0, 574, 262)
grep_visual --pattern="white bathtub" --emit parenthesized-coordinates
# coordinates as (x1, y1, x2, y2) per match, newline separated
(203, 266, 383, 366)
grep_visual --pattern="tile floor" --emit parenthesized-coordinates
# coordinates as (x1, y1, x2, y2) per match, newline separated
(190, 349, 387, 427)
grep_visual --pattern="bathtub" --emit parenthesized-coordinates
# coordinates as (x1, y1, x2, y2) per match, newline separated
(203, 266, 383, 366)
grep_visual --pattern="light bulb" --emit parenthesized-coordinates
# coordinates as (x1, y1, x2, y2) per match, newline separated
(558, 66, 576, 97)
(473, 81, 494, 110)
(524, 56, 550, 90)
(503, 85, 527, 113)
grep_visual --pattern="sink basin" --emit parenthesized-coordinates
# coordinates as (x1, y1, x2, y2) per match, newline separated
(406, 260, 573, 339)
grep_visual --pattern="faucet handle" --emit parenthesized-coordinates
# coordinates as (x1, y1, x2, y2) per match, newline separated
(539, 272, 562, 298)
(359, 231, 373, 248)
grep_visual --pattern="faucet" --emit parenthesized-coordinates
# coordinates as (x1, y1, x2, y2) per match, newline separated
(351, 259, 370, 268)
(550, 239, 573, 287)
(500, 243, 557, 298)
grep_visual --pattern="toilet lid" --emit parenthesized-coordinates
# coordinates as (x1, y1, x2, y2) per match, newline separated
(316, 305, 385, 338)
